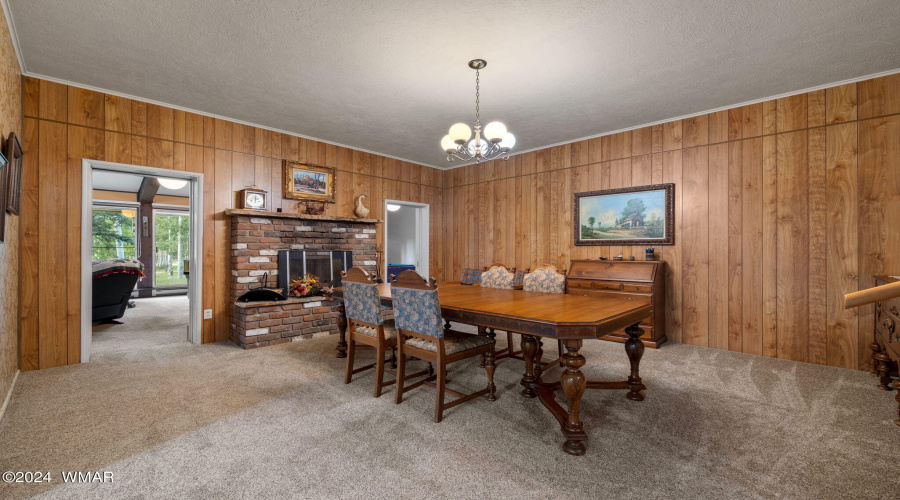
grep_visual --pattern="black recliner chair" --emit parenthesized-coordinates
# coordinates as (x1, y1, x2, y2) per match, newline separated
(92, 259, 144, 323)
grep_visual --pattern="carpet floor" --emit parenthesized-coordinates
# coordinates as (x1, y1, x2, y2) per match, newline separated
(91, 296, 190, 362)
(0, 324, 898, 499)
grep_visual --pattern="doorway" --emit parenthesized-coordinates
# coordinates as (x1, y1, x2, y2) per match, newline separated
(384, 200, 429, 281)
(81, 160, 204, 363)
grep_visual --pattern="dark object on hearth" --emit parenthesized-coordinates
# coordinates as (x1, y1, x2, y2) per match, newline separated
(630, 256, 635, 261)
(92, 259, 144, 322)
(599, 256, 607, 260)
(298, 200, 326, 215)
(237, 272, 287, 302)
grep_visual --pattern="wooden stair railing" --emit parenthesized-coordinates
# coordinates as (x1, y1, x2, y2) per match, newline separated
(844, 280, 900, 309)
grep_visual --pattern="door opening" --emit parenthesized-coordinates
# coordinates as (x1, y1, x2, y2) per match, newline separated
(81, 160, 204, 362)
(384, 200, 429, 282)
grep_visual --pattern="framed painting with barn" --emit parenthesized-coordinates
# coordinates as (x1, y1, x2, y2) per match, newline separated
(574, 183, 674, 246)
(282, 161, 336, 203)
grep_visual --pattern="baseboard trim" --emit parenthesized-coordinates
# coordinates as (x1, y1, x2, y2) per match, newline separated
(0, 370, 20, 423)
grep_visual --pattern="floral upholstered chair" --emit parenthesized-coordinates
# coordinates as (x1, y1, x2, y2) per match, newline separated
(391, 270, 497, 422)
(523, 264, 568, 367)
(480, 263, 520, 290)
(523, 264, 567, 294)
(343, 267, 399, 398)
(478, 263, 527, 361)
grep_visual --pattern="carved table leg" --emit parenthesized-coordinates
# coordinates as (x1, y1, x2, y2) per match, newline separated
(520, 335, 539, 398)
(894, 380, 900, 426)
(534, 338, 545, 378)
(874, 352, 893, 390)
(483, 346, 497, 402)
(870, 342, 883, 376)
(335, 303, 348, 358)
(478, 326, 488, 367)
(561, 339, 587, 455)
(624, 324, 647, 401)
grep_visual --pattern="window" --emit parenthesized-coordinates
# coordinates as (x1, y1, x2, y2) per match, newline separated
(92, 207, 137, 260)
(154, 210, 190, 287)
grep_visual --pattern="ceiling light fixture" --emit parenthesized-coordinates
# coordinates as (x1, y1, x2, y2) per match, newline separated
(158, 177, 188, 189)
(386, 203, 401, 212)
(441, 59, 515, 163)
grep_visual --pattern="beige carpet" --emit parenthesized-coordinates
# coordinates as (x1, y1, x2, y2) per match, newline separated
(91, 295, 190, 362)
(0, 324, 897, 500)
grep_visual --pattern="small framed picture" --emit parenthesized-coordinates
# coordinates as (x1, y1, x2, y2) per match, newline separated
(282, 161, 335, 203)
(0, 149, 8, 243)
(574, 183, 675, 246)
(5, 132, 23, 215)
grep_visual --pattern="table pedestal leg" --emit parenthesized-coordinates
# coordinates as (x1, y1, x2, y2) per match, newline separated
(483, 346, 497, 401)
(520, 335, 539, 398)
(624, 324, 646, 401)
(335, 303, 348, 358)
(561, 339, 587, 455)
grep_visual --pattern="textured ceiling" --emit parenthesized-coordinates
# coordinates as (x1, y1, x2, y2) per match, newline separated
(8, 0, 900, 168)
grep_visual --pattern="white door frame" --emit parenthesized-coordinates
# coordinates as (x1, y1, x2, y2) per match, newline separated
(81, 160, 204, 362)
(383, 200, 430, 279)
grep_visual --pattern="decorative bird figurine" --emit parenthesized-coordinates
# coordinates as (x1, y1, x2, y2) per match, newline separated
(354, 194, 370, 218)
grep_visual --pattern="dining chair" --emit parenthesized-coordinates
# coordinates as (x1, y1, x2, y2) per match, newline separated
(522, 264, 568, 367)
(392, 270, 497, 422)
(342, 267, 399, 397)
(479, 263, 527, 360)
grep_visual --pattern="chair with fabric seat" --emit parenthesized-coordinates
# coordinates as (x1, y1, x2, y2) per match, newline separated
(479, 263, 527, 360)
(522, 264, 568, 367)
(392, 270, 497, 422)
(342, 267, 399, 397)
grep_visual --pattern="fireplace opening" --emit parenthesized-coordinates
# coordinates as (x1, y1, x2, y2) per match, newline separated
(277, 250, 352, 291)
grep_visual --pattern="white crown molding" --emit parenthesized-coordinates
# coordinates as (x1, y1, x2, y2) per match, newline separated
(445, 66, 900, 170)
(1, 0, 26, 73)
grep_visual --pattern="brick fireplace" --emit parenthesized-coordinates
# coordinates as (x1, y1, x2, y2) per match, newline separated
(224, 209, 380, 349)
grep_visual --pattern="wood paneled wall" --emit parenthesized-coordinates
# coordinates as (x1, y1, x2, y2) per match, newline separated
(20, 77, 444, 371)
(0, 7, 21, 403)
(442, 73, 900, 371)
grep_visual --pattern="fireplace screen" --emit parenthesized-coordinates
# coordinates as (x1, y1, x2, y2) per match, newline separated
(277, 250, 352, 290)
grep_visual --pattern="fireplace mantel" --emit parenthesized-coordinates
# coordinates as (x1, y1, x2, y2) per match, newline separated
(224, 209, 382, 224)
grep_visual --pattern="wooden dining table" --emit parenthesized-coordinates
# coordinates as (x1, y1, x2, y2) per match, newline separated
(331, 282, 652, 455)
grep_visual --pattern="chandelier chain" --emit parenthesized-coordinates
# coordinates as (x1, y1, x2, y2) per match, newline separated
(475, 69, 480, 128)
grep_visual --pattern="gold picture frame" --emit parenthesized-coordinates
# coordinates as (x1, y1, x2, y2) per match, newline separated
(282, 161, 335, 203)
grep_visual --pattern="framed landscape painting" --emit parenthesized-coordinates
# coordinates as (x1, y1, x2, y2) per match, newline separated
(574, 183, 674, 246)
(282, 161, 336, 203)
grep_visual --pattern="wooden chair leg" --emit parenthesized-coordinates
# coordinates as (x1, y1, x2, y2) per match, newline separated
(507, 331, 516, 355)
(395, 340, 406, 404)
(345, 337, 356, 384)
(374, 343, 386, 398)
(390, 346, 397, 369)
(434, 361, 447, 423)
(557, 340, 564, 367)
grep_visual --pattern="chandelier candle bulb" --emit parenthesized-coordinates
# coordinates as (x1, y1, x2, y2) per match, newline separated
(441, 135, 456, 152)
(483, 121, 507, 142)
(449, 123, 472, 144)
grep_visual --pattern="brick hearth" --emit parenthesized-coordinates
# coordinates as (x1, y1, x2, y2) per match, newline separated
(225, 209, 381, 349)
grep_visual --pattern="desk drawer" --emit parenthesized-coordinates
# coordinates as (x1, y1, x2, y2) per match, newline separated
(593, 282, 624, 291)
(623, 283, 652, 293)
(567, 279, 593, 290)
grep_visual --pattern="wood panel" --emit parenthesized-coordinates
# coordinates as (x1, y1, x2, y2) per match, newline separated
(681, 146, 709, 346)
(708, 143, 728, 350)
(825, 122, 858, 368)
(19, 78, 445, 370)
(775, 131, 809, 361)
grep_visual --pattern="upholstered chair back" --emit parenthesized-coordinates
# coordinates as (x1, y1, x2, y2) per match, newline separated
(390, 271, 445, 339)
(341, 267, 382, 326)
(480, 263, 517, 290)
(523, 265, 567, 294)
(459, 268, 482, 285)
